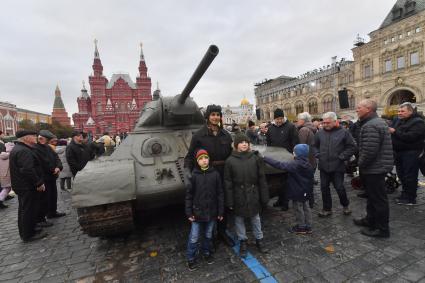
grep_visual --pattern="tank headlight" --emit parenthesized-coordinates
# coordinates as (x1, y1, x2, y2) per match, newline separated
(151, 143, 162, 154)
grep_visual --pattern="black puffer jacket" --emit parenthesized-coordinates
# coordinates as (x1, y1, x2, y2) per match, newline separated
(9, 142, 44, 191)
(358, 113, 394, 174)
(266, 121, 299, 152)
(224, 151, 269, 217)
(314, 126, 357, 173)
(66, 140, 91, 176)
(185, 167, 224, 222)
(184, 125, 233, 178)
(391, 114, 425, 152)
(34, 143, 63, 181)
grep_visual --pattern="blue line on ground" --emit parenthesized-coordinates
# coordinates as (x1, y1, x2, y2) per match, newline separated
(227, 231, 278, 283)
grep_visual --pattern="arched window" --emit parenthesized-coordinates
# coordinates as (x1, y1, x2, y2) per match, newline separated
(295, 102, 304, 115)
(308, 99, 318, 114)
(96, 102, 102, 112)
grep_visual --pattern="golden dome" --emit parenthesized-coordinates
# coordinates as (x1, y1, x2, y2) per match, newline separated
(240, 98, 250, 105)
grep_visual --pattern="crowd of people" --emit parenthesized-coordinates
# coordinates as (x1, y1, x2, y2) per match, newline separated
(183, 99, 425, 270)
(0, 129, 125, 242)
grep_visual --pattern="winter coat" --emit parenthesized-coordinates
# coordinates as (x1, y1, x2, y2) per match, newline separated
(263, 156, 314, 202)
(66, 140, 92, 176)
(314, 126, 357, 173)
(34, 143, 63, 181)
(266, 121, 299, 153)
(391, 114, 425, 152)
(224, 150, 269, 217)
(246, 128, 259, 145)
(297, 121, 318, 168)
(56, 146, 72, 178)
(0, 152, 11, 187)
(358, 113, 394, 174)
(185, 166, 224, 222)
(184, 125, 233, 179)
(9, 142, 44, 191)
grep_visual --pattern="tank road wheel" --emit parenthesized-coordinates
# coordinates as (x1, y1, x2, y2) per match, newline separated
(77, 201, 135, 237)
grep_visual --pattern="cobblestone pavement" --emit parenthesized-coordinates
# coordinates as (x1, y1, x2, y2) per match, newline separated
(1, 176, 425, 283)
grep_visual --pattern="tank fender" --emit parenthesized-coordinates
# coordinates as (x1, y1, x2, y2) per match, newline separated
(72, 159, 136, 208)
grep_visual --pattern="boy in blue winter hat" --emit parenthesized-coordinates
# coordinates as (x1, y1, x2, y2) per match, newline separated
(263, 144, 314, 234)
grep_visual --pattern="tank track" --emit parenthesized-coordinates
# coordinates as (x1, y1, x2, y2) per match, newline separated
(77, 201, 135, 237)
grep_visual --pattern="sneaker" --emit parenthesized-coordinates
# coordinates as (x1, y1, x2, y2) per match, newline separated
(255, 239, 269, 253)
(343, 206, 352, 215)
(187, 260, 198, 271)
(289, 225, 307, 234)
(304, 226, 313, 234)
(397, 199, 417, 206)
(203, 254, 215, 265)
(318, 210, 332, 217)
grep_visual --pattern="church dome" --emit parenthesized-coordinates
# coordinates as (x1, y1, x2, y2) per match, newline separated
(241, 98, 250, 105)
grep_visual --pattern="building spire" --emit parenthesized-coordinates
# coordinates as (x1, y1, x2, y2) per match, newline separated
(94, 38, 100, 59)
(156, 81, 160, 90)
(140, 42, 145, 61)
(55, 84, 61, 97)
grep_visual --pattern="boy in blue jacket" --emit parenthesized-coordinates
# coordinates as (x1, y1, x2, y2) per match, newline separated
(263, 144, 314, 234)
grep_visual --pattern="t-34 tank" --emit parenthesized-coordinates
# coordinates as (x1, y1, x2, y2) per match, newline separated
(72, 45, 293, 237)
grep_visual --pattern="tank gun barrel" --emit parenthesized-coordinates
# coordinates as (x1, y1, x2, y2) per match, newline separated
(178, 45, 219, 104)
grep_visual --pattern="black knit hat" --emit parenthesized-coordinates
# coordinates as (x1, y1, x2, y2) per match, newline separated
(204, 104, 222, 119)
(274, 108, 284, 118)
(233, 133, 250, 149)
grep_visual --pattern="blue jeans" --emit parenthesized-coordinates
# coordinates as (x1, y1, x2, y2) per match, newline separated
(186, 221, 215, 261)
(395, 150, 421, 201)
(234, 214, 263, 241)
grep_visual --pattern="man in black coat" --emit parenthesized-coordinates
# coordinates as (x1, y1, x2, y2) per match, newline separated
(314, 112, 357, 217)
(184, 104, 233, 247)
(389, 102, 425, 205)
(266, 108, 299, 210)
(353, 99, 393, 238)
(10, 130, 48, 242)
(34, 130, 64, 223)
(66, 131, 91, 177)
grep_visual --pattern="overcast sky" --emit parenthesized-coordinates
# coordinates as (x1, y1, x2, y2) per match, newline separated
(0, 0, 395, 118)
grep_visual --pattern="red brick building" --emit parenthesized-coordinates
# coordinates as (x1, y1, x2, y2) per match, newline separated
(51, 85, 71, 126)
(73, 41, 152, 136)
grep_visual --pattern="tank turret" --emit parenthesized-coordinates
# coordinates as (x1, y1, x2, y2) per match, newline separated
(136, 45, 219, 128)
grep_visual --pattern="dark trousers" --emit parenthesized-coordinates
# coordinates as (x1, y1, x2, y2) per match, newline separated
(395, 150, 421, 201)
(277, 174, 288, 206)
(46, 178, 58, 216)
(361, 173, 389, 232)
(60, 177, 72, 190)
(320, 171, 349, 211)
(16, 190, 38, 240)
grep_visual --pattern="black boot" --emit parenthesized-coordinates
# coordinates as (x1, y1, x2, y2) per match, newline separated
(256, 239, 269, 253)
(239, 240, 247, 258)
